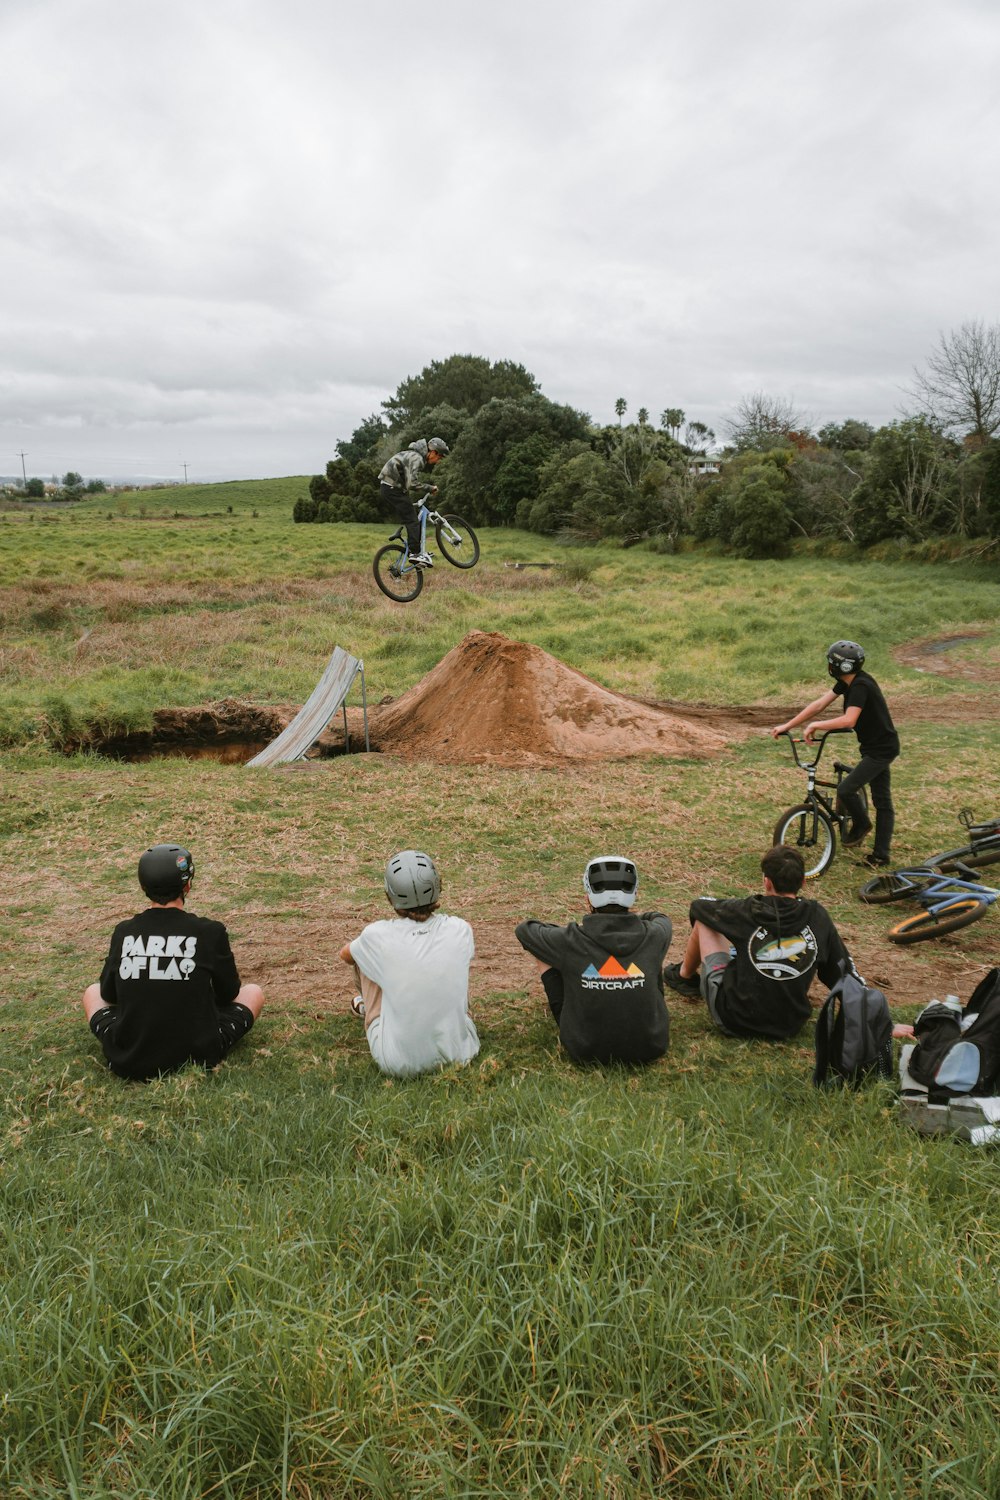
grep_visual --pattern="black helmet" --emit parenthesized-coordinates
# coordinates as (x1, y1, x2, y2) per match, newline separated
(583, 855, 638, 910)
(826, 640, 865, 678)
(427, 437, 450, 456)
(138, 843, 195, 902)
(384, 849, 441, 911)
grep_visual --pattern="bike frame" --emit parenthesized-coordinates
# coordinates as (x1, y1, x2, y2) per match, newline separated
(779, 730, 856, 835)
(878, 865, 999, 917)
(389, 506, 462, 569)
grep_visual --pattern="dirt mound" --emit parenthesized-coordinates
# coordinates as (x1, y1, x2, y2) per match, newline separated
(372, 631, 729, 765)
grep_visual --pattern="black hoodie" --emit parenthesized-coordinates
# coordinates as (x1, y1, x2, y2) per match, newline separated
(688, 893, 852, 1040)
(515, 910, 672, 1063)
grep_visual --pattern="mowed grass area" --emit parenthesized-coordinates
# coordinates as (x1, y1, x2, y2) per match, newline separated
(3, 480, 1000, 1497)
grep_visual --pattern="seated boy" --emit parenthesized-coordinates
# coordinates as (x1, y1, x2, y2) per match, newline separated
(515, 856, 672, 1064)
(82, 843, 264, 1081)
(663, 843, 857, 1040)
(341, 849, 480, 1077)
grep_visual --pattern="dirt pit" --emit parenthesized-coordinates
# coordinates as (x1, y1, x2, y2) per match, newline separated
(370, 630, 730, 765)
(85, 700, 354, 765)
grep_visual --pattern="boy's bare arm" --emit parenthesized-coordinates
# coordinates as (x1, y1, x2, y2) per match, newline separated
(770, 688, 837, 738)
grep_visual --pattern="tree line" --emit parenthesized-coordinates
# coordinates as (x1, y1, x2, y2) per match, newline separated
(296, 324, 1000, 556)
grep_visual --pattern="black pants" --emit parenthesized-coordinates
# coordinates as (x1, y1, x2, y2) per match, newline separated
(380, 484, 421, 553)
(837, 754, 895, 860)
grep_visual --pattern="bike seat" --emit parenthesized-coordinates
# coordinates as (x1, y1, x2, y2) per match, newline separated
(831, 761, 850, 773)
(389, 527, 404, 541)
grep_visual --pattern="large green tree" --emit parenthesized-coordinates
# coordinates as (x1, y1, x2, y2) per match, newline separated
(383, 355, 538, 428)
(444, 394, 590, 523)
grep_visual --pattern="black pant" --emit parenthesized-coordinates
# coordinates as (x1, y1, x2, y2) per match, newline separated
(380, 484, 421, 553)
(837, 754, 895, 860)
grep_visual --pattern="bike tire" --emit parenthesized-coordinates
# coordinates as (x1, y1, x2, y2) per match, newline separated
(859, 873, 926, 905)
(373, 543, 424, 603)
(773, 803, 836, 879)
(435, 514, 480, 569)
(925, 842, 1000, 874)
(888, 898, 992, 945)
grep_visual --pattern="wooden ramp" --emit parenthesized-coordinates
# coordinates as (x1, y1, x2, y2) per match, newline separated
(246, 647, 368, 767)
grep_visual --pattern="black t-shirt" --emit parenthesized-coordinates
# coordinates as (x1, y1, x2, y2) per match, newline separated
(97, 907, 242, 1080)
(688, 892, 852, 1040)
(515, 910, 672, 1064)
(832, 670, 899, 760)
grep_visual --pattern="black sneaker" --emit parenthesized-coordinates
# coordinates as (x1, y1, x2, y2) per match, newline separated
(842, 820, 873, 848)
(861, 853, 891, 868)
(662, 962, 701, 999)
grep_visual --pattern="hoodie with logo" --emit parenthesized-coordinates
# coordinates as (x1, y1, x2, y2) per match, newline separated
(688, 893, 853, 1039)
(515, 910, 672, 1063)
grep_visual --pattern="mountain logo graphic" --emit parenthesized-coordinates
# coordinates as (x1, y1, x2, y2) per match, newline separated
(582, 956, 645, 980)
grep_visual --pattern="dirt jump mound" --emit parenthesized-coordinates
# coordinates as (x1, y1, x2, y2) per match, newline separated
(373, 631, 728, 766)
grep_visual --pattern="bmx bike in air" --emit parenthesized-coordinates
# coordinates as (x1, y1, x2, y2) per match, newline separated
(373, 505, 480, 603)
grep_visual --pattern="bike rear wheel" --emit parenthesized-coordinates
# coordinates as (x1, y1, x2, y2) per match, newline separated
(926, 841, 1000, 873)
(773, 803, 836, 879)
(888, 898, 991, 945)
(373, 543, 424, 603)
(435, 514, 480, 569)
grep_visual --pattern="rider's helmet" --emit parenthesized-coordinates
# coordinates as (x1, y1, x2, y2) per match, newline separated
(426, 437, 450, 456)
(384, 849, 442, 911)
(583, 855, 638, 910)
(826, 640, 865, 678)
(138, 843, 195, 903)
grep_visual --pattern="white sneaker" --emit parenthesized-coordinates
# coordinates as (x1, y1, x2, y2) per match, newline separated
(350, 995, 365, 1018)
(410, 551, 434, 568)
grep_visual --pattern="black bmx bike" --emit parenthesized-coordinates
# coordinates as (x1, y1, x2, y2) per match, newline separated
(372, 504, 480, 603)
(772, 729, 869, 878)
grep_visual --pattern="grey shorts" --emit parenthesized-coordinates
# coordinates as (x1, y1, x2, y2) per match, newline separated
(699, 951, 736, 1033)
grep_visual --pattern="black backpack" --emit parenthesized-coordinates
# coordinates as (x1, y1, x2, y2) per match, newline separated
(813, 963, 894, 1087)
(907, 968, 1000, 1100)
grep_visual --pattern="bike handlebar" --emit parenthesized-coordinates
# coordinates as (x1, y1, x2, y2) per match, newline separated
(776, 727, 849, 770)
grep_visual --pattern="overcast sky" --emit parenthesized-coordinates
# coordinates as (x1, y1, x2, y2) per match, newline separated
(2, 0, 998, 483)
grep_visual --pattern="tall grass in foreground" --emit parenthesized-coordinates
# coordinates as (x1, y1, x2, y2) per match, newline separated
(3, 1056, 999, 1500)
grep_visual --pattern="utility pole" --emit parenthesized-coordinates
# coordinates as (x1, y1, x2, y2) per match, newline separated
(18, 452, 28, 486)
(181, 461, 189, 484)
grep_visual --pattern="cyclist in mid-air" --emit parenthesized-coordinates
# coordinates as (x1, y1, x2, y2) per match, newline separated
(377, 437, 449, 569)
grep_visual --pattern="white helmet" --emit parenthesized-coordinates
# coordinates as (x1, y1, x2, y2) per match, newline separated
(385, 849, 441, 911)
(583, 855, 638, 910)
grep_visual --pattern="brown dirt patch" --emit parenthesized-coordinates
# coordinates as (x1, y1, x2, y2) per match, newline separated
(893, 630, 1000, 685)
(370, 630, 729, 766)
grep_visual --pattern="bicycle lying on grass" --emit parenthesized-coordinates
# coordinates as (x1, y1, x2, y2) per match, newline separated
(373, 505, 480, 603)
(921, 807, 1000, 873)
(772, 729, 869, 878)
(859, 861, 1000, 944)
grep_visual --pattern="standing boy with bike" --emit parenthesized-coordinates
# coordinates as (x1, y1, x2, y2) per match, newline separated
(377, 437, 449, 568)
(771, 640, 899, 868)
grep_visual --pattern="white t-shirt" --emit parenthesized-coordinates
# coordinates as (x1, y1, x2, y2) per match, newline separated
(349, 912, 479, 1077)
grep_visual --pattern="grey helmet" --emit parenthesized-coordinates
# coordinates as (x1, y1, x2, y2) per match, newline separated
(427, 437, 450, 456)
(138, 843, 194, 902)
(583, 855, 638, 910)
(826, 640, 865, 678)
(385, 849, 441, 911)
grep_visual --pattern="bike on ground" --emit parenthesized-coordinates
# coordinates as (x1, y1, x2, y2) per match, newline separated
(858, 857, 999, 945)
(772, 729, 869, 878)
(373, 505, 480, 603)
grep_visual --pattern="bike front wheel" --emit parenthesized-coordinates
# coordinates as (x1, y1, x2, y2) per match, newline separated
(434, 514, 480, 569)
(773, 803, 836, 879)
(373, 543, 424, 603)
(859, 872, 924, 905)
(888, 898, 991, 945)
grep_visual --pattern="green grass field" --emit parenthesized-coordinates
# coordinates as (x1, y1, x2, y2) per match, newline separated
(3, 479, 1000, 1497)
